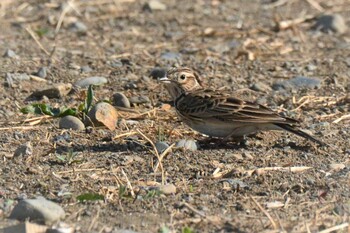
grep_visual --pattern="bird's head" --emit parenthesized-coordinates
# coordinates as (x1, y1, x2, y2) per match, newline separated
(160, 67, 203, 100)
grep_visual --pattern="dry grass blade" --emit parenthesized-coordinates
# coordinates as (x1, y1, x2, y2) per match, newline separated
(25, 26, 50, 56)
(0, 126, 40, 131)
(333, 114, 350, 124)
(136, 129, 166, 184)
(121, 168, 135, 198)
(277, 14, 315, 30)
(154, 143, 175, 172)
(112, 131, 137, 140)
(318, 222, 349, 233)
(250, 196, 278, 230)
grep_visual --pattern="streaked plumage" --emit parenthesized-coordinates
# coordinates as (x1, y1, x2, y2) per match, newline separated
(160, 67, 325, 146)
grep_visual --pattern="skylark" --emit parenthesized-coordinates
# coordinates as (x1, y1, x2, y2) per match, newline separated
(160, 67, 325, 146)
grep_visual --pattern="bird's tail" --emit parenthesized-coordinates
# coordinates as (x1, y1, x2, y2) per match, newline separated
(275, 123, 327, 146)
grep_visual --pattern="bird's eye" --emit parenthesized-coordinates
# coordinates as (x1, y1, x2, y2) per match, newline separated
(180, 74, 186, 80)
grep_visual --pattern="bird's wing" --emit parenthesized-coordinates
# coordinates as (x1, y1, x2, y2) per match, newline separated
(176, 90, 299, 124)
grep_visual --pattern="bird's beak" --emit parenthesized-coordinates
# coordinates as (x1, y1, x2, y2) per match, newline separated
(159, 77, 170, 83)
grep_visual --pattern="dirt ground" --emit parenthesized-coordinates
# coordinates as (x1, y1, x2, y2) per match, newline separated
(0, 0, 350, 232)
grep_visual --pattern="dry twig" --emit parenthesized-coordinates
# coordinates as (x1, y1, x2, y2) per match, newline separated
(250, 196, 278, 230)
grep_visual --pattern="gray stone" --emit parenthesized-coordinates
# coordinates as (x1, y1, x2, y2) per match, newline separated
(36, 67, 48, 78)
(176, 139, 198, 151)
(9, 197, 65, 224)
(3, 49, 17, 58)
(59, 116, 85, 130)
(6, 72, 30, 82)
(150, 67, 167, 79)
(69, 21, 88, 33)
(113, 92, 131, 108)
(250, 82, 271, 92)
(14, 142, 33, 157)
(143, 0, 167, 11)
(155, 141, 169, 154)
(158, 184, 176, 194)
(75, 76, 108, 88)
(129, 95, 150, 104)
(160, 52, 181, 62)
(29, 83, 72, 99)
(314, 14, 347, 34)
(272, 76, 321, 91)
(81, 65, 93, 73)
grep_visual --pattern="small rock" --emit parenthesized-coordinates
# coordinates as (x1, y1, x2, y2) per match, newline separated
(250, 82, 271, 92)
(176, 139, 198, 151)
(3, 49, 17, 58)
(155, 141, 169, 154)
(143, 0, 167, 11)
(35, 67, 48, 78)
(272, 76, 321, 91)
(47, 222, 75, 233)
(14, 142, 33, 157)
(113, 92, 131, 108)
(158, 184, 176, 194)
(314, 14, 347, 34)
(69, 21, 88, 33)
(59, 116, 85, 130)
(129, 95, 150, 104)
(221, 179, 248, 189)
(3, 222, 48, 233)
(9, 197, 65, 224)
(329, 163, 345, 171)
(160, 52, 181, 62)
(75, 76, 108, 88)
(85, 102, 118, 130)
(150, 67, 167, 79)
(6, 72, 30, 81)
(306, 64, 317, 71)
(80, 65, 93, 73)
(124, 82, 138, 90)
(29, 83, 72, 99)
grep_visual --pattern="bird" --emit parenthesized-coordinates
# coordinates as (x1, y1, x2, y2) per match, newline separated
(159, 67, 326, 146)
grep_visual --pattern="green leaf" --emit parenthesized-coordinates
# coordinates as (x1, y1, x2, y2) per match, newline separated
(182, 227, 194, 233)
(58, 108, 77, 117)
(84, 85, 94, 114)
(158, 226, 171, 233)
(76, 193, 104, 202)
(35, 28, 49, 37)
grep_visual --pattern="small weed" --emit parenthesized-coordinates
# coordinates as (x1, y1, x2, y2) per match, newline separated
(55, 149, 81, 165)
(182, 227, 195, 233)
(76, 193, 104, 202)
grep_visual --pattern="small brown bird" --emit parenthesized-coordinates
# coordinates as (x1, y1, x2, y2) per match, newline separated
(160, 67, 325, 146)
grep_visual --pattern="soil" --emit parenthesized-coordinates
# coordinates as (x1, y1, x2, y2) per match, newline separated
(0, 0, 350, 232)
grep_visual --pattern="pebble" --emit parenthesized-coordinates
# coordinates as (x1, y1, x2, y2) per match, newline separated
(3, 49, 17, 58)
(158, 184, 176, 194)
(250, 82, 271, 92)
(160, 52, 181, 62)
(85, 102, 118, 130)
(9, 196, 65, 224)
(6, 72, 30, 82)
(113, 92, 131, 108)
(129, 95, 150, 104)
(36, 67, 48, 78)
(272, 76, 321, 91)
(80, 65, 93, 73)
(143, 0, 167, 11)
(176, 139, 198, 151)
(314, 14, 347, 34)
(59, 116, 85, 130)
(13, 142, 33, 157)
(150, 67, 167, 79)
(75, 76, 108, 88)
(155, 141, 169, 154)
(29, 83, 72, 99)
(69, 21, 88, 33)
(305, 64, 317, 71)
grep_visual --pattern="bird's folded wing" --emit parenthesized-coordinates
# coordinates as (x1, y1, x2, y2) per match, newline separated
(176, 91, 299, 124)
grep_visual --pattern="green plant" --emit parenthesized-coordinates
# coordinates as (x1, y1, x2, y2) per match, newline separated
(55, 149, 81, 165)
(182, 227, 195, 233)
(76, 193, 104, 202)
(21, 85, 94, 119)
